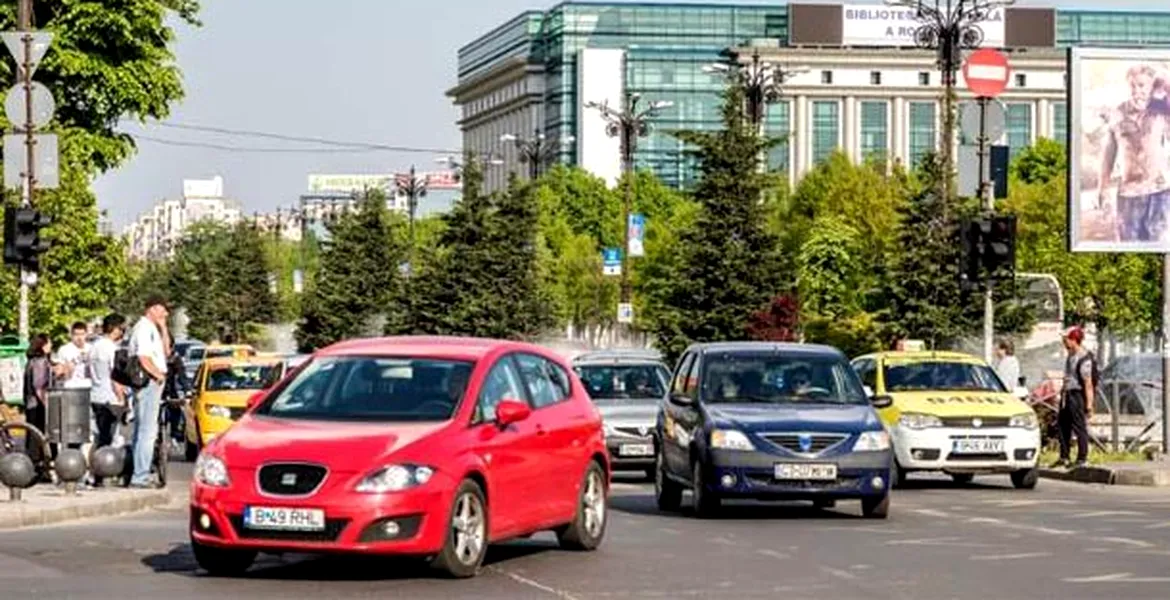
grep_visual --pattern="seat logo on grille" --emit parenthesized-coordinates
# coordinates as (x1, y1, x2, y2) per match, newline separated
(638, 426, 649, 437)
(798, 433, 813, 452)
(281, 473, 298, 486)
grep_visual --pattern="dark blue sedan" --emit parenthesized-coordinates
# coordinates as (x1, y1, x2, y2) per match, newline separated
(655, 342, 893, 518)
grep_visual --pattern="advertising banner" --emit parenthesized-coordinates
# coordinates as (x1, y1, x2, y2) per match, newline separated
(307, 174, 393, 194)
(841, 4, 1005, 48)
(602, 247, 622, 276)
(628, 213, 645, 257)
(1068, 48, 1170, 252)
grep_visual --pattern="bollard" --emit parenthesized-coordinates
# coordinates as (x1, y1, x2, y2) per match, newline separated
(0, 452, 36, 501)
(54, 449, 87, 495)
(89, 446, 124, 488)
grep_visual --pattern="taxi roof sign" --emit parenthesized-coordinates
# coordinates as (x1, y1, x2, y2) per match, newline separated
(895, 340, 927, 352)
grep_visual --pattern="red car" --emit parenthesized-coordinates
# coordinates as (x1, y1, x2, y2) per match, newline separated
(189, 336, 610, 578)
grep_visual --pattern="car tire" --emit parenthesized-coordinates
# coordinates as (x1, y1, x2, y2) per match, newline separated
(893, 461, 908, 488)
(431, 479, 489, 579)
(813, 499, 836, 510)
(191, 539, 256, 577)
(861, 494, 890, 519)
(950, 473, 975, 485)
(644, 467, 656, 482)
(185, 440, 200, 462)
(691, 461, 720, 518)
(655, 453, 683, 512)
(1011, 468, 1039, 490)
(557, 461, 608, 551)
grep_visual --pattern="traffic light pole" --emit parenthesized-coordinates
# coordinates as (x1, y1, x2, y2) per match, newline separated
(17, 0, 34, 344)
(977, 95, 994, 363)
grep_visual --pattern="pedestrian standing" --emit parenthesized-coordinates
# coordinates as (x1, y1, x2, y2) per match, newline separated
(55, 322, 92, 387)
(87, 314, 127, 449)
(1054, 326, 1096, 468)
(128, 295, 170, 488)
(994, 339, 1021, 390)
(22, 333, 53, 479)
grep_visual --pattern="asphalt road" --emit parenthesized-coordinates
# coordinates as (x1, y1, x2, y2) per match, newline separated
(4, 464, 1170, 599)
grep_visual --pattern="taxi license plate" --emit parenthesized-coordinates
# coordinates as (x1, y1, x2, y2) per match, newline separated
(619, 443, 654, 457)
(774, 463, 837, 481)
(243, 506, 326, 531)
(952, 439, 1005, 454)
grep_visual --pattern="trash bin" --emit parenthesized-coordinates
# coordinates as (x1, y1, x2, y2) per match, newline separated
(46, 388, 92, 446)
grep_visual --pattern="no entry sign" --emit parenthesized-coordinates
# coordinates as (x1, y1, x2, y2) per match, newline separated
(963, 48, 1011, 98)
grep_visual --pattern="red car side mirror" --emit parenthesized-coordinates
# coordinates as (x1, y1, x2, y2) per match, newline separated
(246, 391, 266, 411)
(495, 399, 531, 427)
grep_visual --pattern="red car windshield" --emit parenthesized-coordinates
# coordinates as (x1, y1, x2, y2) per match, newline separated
(255, 356, 476, 422)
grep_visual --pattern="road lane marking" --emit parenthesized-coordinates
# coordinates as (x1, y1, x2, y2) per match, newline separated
(983, 499, 1075, 507)
(1144, 521, 1170, 530)
(658, 527, 681, 534)
(712, 536, 736, 546)
(491, 567, 581, 599)
(885, 537, 993, 548)
(822, 526, 903, 534)
(965, 517, 1077, 535)
(1093, 536, 1155, 548)
(911, 508, 953, 518)
(1063, 572, 1170, 583)
(820, 566, 857, 580)
(1071, 510, 1146, 518)
(756, 549, 790, 559)
(969, 552, 1052, 560)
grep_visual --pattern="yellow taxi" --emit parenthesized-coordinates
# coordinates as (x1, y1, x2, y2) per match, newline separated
(851, 350, 1041, 489)
(199, 344, 256, 360)
(183, 356, 284, 461)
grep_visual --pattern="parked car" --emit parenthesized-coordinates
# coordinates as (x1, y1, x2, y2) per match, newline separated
(656, 342, 893, 518)
(572, 349, 672, 478)
(189, 336, 609, 578)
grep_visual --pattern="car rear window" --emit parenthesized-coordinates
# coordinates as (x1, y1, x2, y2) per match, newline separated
(573, 364, 669, 400)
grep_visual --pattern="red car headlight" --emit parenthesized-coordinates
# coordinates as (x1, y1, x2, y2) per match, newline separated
(355, 464, 435, 493)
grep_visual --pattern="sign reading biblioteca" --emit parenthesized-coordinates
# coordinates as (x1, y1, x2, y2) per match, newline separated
(840, 4, 1006, 48)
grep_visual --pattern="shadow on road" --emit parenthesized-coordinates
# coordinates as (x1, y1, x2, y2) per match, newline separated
(608, 491, 872, 521)
(142, 539, 557, 581)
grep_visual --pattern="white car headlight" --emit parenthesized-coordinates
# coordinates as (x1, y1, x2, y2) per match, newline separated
(194, 454, 230, 487)
(1009, 412, 1039, 429)
(710, 429, 754, 451)
(355, 465, 435, 493)
(206, 405, 232, 419)
(852, 430, 891, 452)
(899, 413, 943, 430)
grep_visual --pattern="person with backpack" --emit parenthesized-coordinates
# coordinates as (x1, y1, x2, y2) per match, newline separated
(126, 295, 170, 488)
(1054, 326, 1098, 468)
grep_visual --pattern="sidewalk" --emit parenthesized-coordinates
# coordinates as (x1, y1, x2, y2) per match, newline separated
(0, 484, 172, 529)
(1039, 461, 1170, 487)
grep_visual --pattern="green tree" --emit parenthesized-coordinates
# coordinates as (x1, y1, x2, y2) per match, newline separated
(643, 85, 782, 361)
(297, 189, 407, 351)
(1011, 137, 1066, 185)
(171, 222, 275, 343)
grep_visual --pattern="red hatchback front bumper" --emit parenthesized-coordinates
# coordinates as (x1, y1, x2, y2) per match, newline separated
(190, 473, 456, 556)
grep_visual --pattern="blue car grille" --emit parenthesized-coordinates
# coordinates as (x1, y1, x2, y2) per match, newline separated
(762, 433, 849, 454)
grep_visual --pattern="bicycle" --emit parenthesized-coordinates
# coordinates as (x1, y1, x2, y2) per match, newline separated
(0, 403, 54, 482)
(151, 392, 191, 488)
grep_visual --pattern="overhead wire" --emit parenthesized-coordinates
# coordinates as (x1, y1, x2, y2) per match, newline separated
(150, 122, 461, 155)
(133, 135, 388, 154)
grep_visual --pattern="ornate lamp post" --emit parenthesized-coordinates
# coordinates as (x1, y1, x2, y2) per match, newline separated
(885, 0, 1014, 198)
(704, 50, 807, 130)
(499, 130, 575, 180)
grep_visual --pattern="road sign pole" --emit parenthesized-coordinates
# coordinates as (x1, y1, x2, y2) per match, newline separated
(978, 96, 995, 363)
(17, 0, 32, 344)
(1163, 255, 1170, 455)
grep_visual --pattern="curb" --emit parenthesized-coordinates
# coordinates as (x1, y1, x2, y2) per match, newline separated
(0, 488, 172, 530)
(1039, 466, 1170, 487)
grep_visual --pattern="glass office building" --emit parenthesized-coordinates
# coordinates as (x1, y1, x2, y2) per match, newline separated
(451, 2, 1170, 191)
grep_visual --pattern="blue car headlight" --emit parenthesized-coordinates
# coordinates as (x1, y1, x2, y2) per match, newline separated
(852, 430, 891, 452)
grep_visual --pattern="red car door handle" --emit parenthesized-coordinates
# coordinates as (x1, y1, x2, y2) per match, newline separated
(535, 424, 547, 435)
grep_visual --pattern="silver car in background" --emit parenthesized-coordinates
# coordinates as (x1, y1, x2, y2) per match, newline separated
(572, 349, 672, 479)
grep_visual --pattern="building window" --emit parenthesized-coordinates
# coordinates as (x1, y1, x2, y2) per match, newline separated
(764, 101, 791, 173)
(860, 100, 888, 160)
(908, 102, 937, 168)
(870, 71, 882, 85)
(811, 100, 840, 165)
(1006, 102, 1033, 158)
(821, 70, 833, 84)
(918, 71, 931, 86)
(1015, 73, 1027, 87)
(1052, 101, 1067, 145)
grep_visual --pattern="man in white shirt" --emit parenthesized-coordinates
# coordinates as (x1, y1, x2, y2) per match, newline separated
(128, 295, 170, 488)
(87, 313, 127, 449)
(56, 321, 92, 388)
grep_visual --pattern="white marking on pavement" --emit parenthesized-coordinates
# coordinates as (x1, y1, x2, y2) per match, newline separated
(1144, 521, 1170, 530)
(658, 527, 681, 534)
(820, 566, 857, 580)
(966, 517, 1076, 535)
(851, 564, 873, 570)
(822, 526, 903, 534)
(756, 549, 790, 559)
(911, 508, 953, 518)
(983, 499, 1075, 507)
(885, 537, 992, 548)
(712, 536, 736, 546)
(1071, 510, 1146, 518)
(1093, 536, 1155, 548)
(969, 552, 1052, 560)
(492, 567, 581, 599)
(1064, 572, 1133, 582)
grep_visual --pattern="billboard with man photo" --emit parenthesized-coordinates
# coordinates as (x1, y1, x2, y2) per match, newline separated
(1068, 48, 1170, 252)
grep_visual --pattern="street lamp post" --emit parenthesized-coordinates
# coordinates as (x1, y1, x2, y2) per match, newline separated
(585, 92, 673, 333)
(395, 166, 427, 277)
(500, 130, 574, 181)
(884, 0, 1012, 199)
(704, 50, 807, 132)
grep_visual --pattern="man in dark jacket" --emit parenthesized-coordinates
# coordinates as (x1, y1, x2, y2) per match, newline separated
(163, 351, 192, 444)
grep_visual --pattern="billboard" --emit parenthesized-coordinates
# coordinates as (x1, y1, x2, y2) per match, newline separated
(307, 174, 393, 193)
(1068, 48, 1170, 252)
(841, 4, 1005, 48)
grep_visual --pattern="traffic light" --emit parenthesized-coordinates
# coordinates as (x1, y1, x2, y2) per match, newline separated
(3, 206, 51, 272)
(958, 215, 1016, 290)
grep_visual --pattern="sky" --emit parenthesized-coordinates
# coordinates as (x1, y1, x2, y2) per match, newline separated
(92, 0, 1165, 228)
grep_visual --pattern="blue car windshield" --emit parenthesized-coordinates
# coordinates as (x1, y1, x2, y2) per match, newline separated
(700, 353, 868, 405)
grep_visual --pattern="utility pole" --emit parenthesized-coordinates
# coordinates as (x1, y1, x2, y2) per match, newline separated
(17, 0, 33, 343)
(586, 92, 672, 334)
